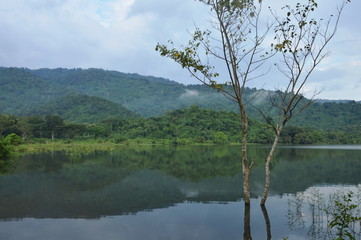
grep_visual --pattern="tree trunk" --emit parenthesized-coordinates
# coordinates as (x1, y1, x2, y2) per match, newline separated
(243, 164, 251, 204)
(260, 128, 281, 205)
(239, 103, 252, 204)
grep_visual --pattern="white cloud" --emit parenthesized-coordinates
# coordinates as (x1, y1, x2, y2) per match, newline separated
(179, 90, 200, 99)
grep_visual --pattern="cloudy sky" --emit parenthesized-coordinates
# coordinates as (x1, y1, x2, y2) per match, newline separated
(1, 0, 360, 100)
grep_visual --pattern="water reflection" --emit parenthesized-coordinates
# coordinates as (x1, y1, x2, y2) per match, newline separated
(243, 204, 252, 240)
(286, 186, 361, 240)
(242, 204, 272, 240)
(261, 205, 272, 240)
(0, 145, 360, 239)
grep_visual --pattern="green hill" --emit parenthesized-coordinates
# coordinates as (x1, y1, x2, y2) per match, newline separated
(0, 67, 70, 114)
(0, 67, 360, 130)
(290, 101, 361, 130)
(25, 94, 139, 123)
(30, 68, 249, 116)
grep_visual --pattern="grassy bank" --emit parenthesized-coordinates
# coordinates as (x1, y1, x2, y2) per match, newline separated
(15, 138, 236, 154)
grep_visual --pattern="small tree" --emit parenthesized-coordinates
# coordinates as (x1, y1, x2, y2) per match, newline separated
(45, 115, 64, 140)
(214, 131, 229, 144)
(0, 133, 22, 172)
(156, 0, 349, 205)
(259, 0, 350, 205)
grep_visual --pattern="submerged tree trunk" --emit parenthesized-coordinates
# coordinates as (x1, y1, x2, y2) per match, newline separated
(239, 102, 252, 205)
(261, 205, 272, 240)
(242, 120, 251, 204)
(243, 203, 252, 240)
(260, 128, 282, 205)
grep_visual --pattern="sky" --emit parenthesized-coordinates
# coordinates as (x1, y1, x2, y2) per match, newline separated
(0, 0, 360, 100)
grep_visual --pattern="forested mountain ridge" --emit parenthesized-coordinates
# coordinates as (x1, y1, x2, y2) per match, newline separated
(24, 94, 139, 123)
(0, 67, 360, 131)
(290, 101, 361, 130)
(0, 67, 70, 115)
(30, 68, 242, 116)
(0, 67, 245, 118)
(1, 105, 360, 144)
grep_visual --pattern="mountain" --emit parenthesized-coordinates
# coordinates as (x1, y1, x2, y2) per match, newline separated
(0, 67, 360, 130)
(290, 101, 361, 130)
(25, 94, 139, 123)
(29, 68, 241, 116)
(0, 67, 70, 115)
(0, 67, 244, 118)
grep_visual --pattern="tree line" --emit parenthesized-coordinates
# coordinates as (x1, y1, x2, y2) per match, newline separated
(1, 106, 360, 145)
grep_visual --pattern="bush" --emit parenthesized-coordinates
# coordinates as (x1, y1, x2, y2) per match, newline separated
(0, 133, 21, 173)
(0, 142, 11, 160)
(3, 133, 22, 146)
(213, 132, 229, 144)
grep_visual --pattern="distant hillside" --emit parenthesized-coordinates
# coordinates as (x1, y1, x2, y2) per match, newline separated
(0, 67, 244, 117)
(117, 105, 273, 143)
(290, 101, 361, 130)
(0, 67, 360, 129)
(0, 67, 70, 115)
(31, 68, 244, 116)
(24, 94, 138, 123)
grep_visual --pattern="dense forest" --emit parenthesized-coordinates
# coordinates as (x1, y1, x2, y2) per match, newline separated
(0, 67, 360, 145)
(1, 106, 360, 145)
(1, 67, 360, 130)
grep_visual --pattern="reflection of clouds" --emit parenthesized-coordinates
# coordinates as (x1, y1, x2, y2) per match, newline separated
(181, 188, 199, 198)
(287, 185, 361, 240)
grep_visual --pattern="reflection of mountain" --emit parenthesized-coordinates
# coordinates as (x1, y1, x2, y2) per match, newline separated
(0, 146, 360, 219)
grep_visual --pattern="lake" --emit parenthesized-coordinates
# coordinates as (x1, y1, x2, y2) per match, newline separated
(0, 145, 360, 239)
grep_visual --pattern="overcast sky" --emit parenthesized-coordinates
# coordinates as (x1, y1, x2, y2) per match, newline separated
(1, 0, 360, 100)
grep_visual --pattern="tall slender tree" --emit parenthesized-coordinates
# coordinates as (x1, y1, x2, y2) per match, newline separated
(156, 0, 350, 205)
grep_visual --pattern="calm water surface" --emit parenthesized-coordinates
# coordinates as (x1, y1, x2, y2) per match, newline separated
(0, 145, 360, 240)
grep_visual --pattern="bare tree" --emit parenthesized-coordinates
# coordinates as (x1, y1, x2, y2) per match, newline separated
(157, 0, 271, 205)
(259, 0, 350, 205)
(155, 0, 350, 206)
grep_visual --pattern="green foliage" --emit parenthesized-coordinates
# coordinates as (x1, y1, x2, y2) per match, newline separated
(213, 132, 229, 144)
(0, 106, 360, 144)
(0, 133, 22, 172)
(1, 67, 361, 131)
(0, 67, 68, 115)
(27, 94, 138, 123)
(0, 141, 11, 160)
(3, 133, 22, 146)
(327, 192, 361, 240)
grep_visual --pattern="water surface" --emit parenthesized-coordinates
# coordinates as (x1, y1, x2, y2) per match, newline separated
(0, 145, 360, 239)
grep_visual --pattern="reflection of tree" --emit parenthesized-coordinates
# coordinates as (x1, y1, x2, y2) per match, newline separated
(355, 186, 361, 240)
(242, 204, 271, 240)
(243, 203, 252, 240)
(307, 188, 331, 240)
(287, 192, 306, 230)
(261, 205, 271, 240)
(287, 187, 361, 240)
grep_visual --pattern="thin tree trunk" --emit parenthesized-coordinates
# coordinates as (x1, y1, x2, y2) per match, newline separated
(260, 128, 282, 205)
(239, 103, 252, 204)
(243, 165, 251, 204)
